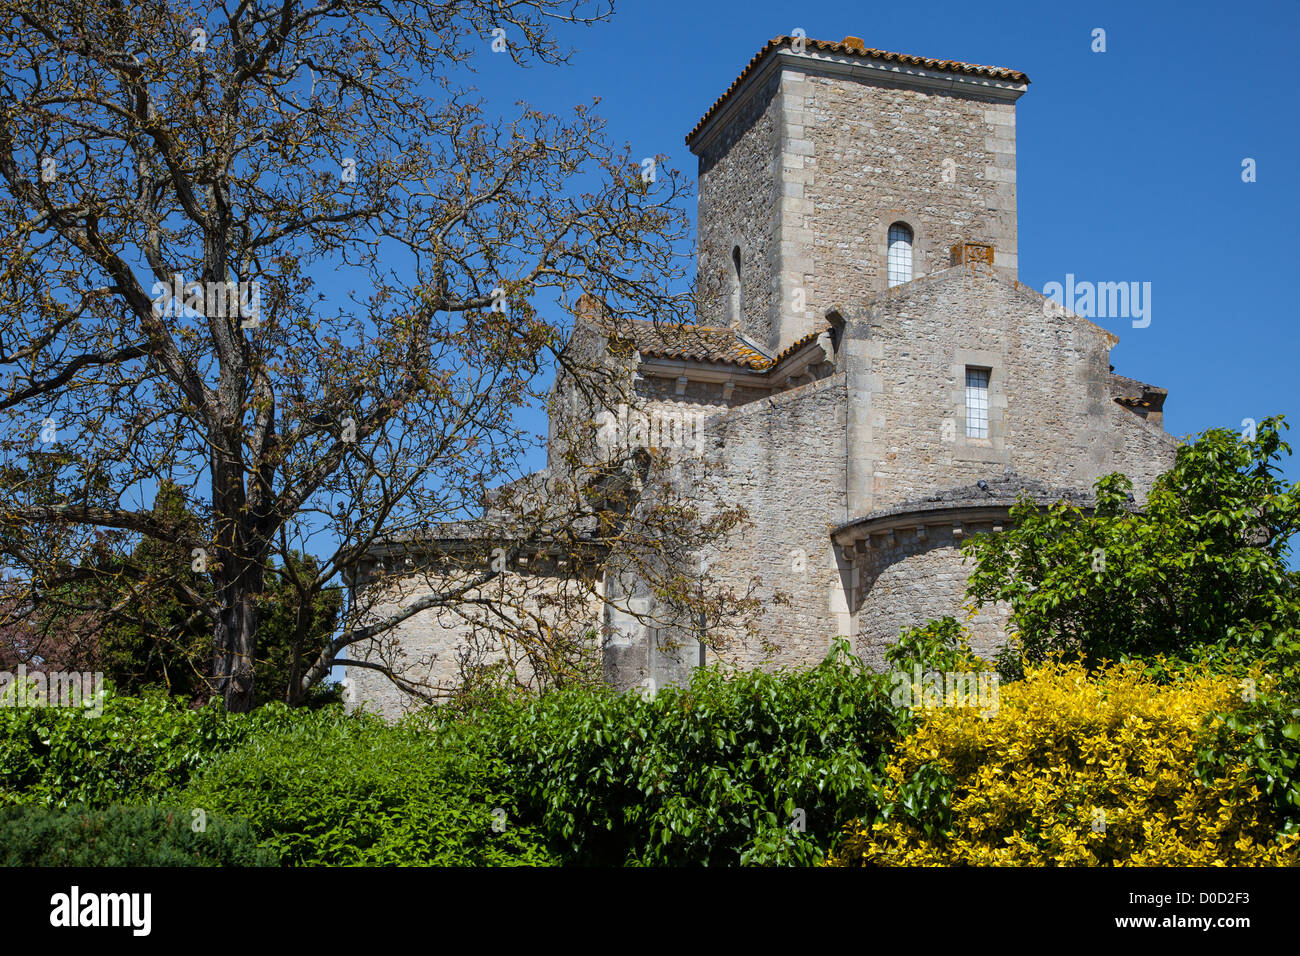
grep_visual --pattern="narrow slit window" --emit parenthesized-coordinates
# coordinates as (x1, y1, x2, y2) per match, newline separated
(965, 367, 990, 439)
(730, 246, 742, 326)
(887, 223, 913, 287)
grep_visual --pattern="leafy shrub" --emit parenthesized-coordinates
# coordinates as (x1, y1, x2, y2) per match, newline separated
(0, 803, 272, 866)
(993, 635, 1026, 684)
(964, 416, 1300, 667)
(475, 640, 907, 866)
(1196, 641, 1300, 834)
(885, 617, 974, 672)
(830, 660, 1300, 866)
(2, 654, 906, 867)
(182, 707, 555, 866)
(0, 687, 303, 809)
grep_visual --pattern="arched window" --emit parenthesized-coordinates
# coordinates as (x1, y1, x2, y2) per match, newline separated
(887, 223, 913, 287)
(730, 245, 742, 325)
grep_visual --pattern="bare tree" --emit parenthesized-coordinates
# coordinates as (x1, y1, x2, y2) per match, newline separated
(0, 0, 736, 711)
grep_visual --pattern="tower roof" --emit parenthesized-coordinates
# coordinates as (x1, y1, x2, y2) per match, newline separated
(686, 35, 1030, 149)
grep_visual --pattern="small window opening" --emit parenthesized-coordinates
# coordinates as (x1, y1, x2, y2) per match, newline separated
(730, 245, 742, 326)
(965, 367, 990, 439)
(887, 223, 913, 287)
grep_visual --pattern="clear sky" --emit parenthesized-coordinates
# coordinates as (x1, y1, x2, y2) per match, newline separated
(465, 0, 1300, 484)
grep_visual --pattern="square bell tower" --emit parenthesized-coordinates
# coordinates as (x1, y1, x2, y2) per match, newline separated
(687, 35, 1029, 355)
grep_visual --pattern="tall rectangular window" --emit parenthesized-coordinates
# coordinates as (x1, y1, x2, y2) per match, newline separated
(965, 367, 990, 438)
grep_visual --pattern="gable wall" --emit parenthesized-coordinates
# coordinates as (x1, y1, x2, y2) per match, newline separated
(844, 266, 1177, 520)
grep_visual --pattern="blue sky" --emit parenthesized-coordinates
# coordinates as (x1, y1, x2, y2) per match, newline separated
(465, 0, 1299, 483)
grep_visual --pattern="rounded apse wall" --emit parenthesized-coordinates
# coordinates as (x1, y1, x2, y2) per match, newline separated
(852, 522, 1010, 670)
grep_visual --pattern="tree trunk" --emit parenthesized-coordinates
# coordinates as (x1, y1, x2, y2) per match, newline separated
(284, 602, 311, 707)
(213, 578, 260, 712)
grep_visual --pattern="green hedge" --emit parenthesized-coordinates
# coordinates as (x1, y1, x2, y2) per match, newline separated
(173, 640, 908, 866)
(0, 803, 272, 866)
(1196, 668, 1300, 833)
(10, 639, 1291, 866)
(0, 627, 1005, 865)
(181, 709, 556, 866)
(462, 640, 908, 865)
(0, 688, 304, 809)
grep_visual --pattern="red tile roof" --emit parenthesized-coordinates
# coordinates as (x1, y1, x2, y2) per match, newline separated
(687, 35, 1030, 147)
(612, 319, 774, 369)
(771, 328, 826, 365)
(610, 320, 828, 372)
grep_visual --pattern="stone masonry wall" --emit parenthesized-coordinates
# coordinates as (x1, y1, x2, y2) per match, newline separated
(843, 264, 1178, 521)
(679, 374, 851, 674)
(853, 524, 1011, 668)
(602, 264, 1177, 686)
(348, 568, 601, 721)
(694, 53, 1020, 357)
(798, 72, 1019, 317)
(695, 72, 783, 348)
(633, 374, 768, 427)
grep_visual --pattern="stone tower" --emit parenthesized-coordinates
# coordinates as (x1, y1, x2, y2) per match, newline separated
(689, 36, 1028, 355)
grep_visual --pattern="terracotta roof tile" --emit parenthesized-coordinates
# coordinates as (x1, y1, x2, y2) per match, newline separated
(772, 328, 826, 364)
(687, 36, 1029, 147)
(610, 320, 833, 372)
(612, 319, 775, 370)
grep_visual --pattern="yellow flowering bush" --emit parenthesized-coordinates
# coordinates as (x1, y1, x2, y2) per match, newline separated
(830, 660, 1300, 866)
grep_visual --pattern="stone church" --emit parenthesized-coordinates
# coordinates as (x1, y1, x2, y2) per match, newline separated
(347, 35, 1178, 718)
